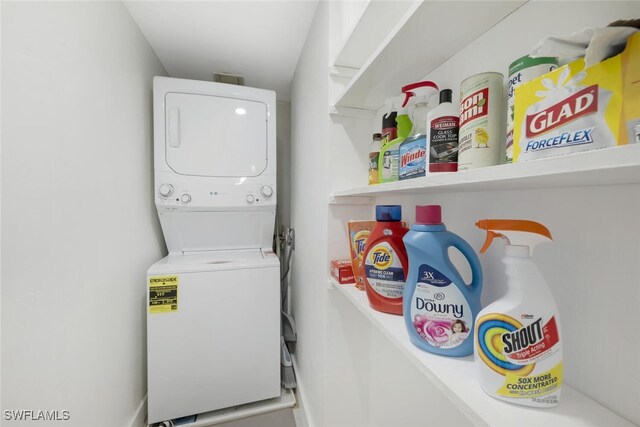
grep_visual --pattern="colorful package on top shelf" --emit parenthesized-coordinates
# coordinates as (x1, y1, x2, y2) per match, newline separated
(512, 32, 640, 162)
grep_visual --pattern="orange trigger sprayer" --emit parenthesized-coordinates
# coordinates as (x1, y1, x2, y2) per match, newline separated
(476, 219, 552, 255)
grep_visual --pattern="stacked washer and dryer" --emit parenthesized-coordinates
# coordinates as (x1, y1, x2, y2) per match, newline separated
(147, 77, 281, 424)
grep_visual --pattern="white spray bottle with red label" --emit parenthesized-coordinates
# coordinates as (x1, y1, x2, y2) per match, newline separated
(474, 219, 562, 408)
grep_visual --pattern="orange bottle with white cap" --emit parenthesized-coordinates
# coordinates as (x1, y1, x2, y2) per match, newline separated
(474, 219, 563, 408)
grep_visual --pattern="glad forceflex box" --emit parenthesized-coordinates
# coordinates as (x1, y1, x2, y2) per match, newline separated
(513, 32, 640, 162)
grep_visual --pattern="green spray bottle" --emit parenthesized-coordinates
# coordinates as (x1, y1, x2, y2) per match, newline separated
(378, 81, 438, 183)
(379, 95, 410, 184)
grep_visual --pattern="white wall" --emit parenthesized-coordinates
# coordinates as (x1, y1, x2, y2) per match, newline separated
(0, 0, 4, 417)
(276, 101, 292, 231)
(1, 2, 167, 426)
(289, 2, 329, 426)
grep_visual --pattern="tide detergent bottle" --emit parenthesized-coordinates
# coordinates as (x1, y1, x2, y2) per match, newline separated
(403, 205, 482, 356)
(363, 205, 409, 315)
(475, 219, 562, 408)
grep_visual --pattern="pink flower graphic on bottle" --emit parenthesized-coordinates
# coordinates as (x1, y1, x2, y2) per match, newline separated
(413, 315, 470, 348)
(425, 319, 453, 344)
(414, 316, 451, 344)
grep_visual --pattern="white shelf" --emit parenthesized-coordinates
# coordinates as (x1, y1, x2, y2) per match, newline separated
(157, 389, 296, 427)
(332, 0, 420, 70)
(330, 280, 634, 427)
(333, 1, 527, 111)
(330, 144, 640, 200)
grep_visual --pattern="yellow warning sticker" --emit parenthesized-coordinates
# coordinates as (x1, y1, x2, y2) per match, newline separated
(149, 276, 178, 314)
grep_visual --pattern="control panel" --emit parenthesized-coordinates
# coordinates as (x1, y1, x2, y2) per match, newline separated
(155, 177, 276, 209)
(244, 185, 274, 205)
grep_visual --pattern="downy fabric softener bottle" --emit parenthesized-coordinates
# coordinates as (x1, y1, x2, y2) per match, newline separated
(403, 205, 482, 356)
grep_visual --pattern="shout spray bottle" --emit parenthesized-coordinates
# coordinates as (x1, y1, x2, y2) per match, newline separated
(474, 220, 562, 408)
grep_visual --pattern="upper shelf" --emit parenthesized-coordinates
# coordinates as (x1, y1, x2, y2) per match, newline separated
(332, 0, 420, 70)
(330, 281, 635, 427)
(330, 144, 640, 200)
(332, 0, 527, 111)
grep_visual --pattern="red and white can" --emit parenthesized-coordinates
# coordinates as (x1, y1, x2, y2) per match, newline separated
(458, 72, 504, 170)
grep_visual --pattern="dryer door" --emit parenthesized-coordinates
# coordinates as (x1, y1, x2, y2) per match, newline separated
(164, 93, 267, 177)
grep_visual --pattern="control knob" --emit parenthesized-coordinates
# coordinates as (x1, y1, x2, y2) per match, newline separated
(159, 183, 174, 197)
(246, 194, 255, 204)
(260, 185, 273, 199)
(181, 194, 192, 204)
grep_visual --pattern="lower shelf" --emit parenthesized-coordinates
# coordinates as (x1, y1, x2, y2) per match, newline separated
(157, 388, 296, 427)
(330, 280, 633, 427)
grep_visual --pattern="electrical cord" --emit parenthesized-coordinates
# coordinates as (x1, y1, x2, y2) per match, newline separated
(280, 228, 294, 307)
(280, 228, 293, 301)
(280, 228, 294, 281)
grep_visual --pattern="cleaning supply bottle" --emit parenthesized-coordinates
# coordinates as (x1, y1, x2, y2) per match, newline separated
(379, 95, 410, 184)
(474, 219, 562, 408)
(402, 205, 483, 356)
(399, 81, 439, 180)
(382, 106, 398, 145)
(426, 89, 459, 172)
(363, 205, 409, 315)
(368, 133, 383, 185)
(404, 81, 438, 138)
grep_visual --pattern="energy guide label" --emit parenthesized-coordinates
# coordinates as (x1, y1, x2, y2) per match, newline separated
(149, 276, 178, 314)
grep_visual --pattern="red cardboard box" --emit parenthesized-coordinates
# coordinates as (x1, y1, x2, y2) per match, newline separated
(330, 260, 355, 284)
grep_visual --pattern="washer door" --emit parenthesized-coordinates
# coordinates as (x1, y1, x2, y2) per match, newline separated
(165, 92, 267, 177)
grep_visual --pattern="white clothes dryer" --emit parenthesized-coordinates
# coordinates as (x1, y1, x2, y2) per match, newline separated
(147, 77, 280, 424)
(152, 76, 277, 252)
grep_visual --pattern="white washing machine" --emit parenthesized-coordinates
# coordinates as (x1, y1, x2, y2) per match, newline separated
(147, 77, 280, 424)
